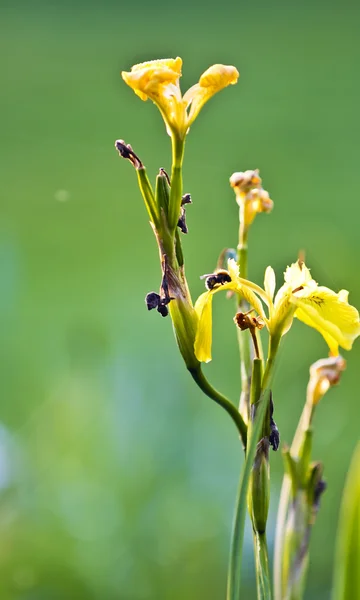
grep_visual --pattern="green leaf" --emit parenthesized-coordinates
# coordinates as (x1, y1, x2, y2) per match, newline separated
(332, 442, 360, 600)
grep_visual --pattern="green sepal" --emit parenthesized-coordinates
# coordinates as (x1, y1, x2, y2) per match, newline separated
(155, 170, 170, 217)
(136, 167, 159, 226)
(306, 461, 324, 509)
(283, 446, 299, 499)
(297, 428, 312, 487)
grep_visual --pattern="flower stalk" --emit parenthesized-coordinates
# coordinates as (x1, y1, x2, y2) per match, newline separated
(118, 55, 360, 600)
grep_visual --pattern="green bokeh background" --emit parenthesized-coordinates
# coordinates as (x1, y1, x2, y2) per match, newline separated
(1, 1, 360, 598)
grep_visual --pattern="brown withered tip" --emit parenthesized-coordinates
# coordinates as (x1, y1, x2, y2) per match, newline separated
(159, 168, 171, 185)
(229, 169, 262, 193)
(234, 311, 265, 332)
(181, 193, 192, 205)
(269, 396, 280, 451)
(234, 310, 264, 359)
(177, 207, 188, 234)
(114, 139, 143, 169)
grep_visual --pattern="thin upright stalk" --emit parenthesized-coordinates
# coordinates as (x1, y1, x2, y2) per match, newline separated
(227, 388, 271, 600)
(254, 532, 271, 600)
(169, 134, 185, 231)
(237, 234, 251, 423)
(249, 359, 271, 600)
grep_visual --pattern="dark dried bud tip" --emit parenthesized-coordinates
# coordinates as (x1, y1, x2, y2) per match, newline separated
(314, 479, 327, 509)
(177, 207, 188, 234)
(159, 168, 171, 185)
(269, 394, 280, 451)
(114, 139, 143, 169)
(181, 193, 192, 205)
(157, 304, 169, 317)
(269, 423, 280, 451)
(145, 291, 173, 318)
(177, 194, 192, 234)
(145, 292, 161, 311)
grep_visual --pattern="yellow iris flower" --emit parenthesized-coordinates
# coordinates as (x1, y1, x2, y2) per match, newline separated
(194, 259, 360, 363)
(122, 57, 239, 139)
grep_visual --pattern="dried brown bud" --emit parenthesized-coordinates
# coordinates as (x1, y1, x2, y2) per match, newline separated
(230, 169, 262, 194)
(115, 139, 143, 169)
(234, 311, 265, 332)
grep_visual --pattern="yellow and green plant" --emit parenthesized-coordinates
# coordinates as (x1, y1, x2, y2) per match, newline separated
(116, 56, 360, 600)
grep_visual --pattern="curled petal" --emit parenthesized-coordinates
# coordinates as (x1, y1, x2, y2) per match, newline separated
(227, 260, 267, 318)
(198, 64, 239, 88)
(235, 282, 268, 322)
(184, 64, 239, 127)
(291, 287, 360, 354)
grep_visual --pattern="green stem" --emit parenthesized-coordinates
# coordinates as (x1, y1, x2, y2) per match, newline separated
(169, 134, 185, 231)
(226, 388, 271, 600)
(254, 532, 272, 600)
(189, 366, 247, 449)
(262, 335, 280, 392)
(237, 240, 251, 423)
(249, 360, 271, 600)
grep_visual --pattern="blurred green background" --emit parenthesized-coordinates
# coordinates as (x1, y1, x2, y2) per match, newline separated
(1, 0, 360, 598)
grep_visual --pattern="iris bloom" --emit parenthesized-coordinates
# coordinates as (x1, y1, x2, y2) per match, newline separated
(194, 259, 360, 362)
(122, 57, 239, 139)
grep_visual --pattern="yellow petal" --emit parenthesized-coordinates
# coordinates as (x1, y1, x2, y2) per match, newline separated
(194, 291, 214, 363)
(198, 64, 239, 88)
(194, 262, 267, 361)
(264, 266, 276, 302)
(291, 287, 360, 354)
(284, 260, 315, 288)
(122, 57, 182, 101)
(131, 58, 182, 74)
(227, 258, 240, 280)
(226, 259, 267, 318)
(183, 64, 239, 128)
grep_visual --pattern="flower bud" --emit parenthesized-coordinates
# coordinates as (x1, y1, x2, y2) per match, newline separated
(229, 169, 262, 195)
(230, 169, 273, 235)
(248, 439, 270, 534)
(308, 355, 346, 405)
